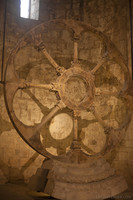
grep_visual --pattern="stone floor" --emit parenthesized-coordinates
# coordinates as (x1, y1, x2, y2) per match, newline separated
(0, 183, 57, 200)
(0, 183, 32, 200)
(0, 183, 132, 200)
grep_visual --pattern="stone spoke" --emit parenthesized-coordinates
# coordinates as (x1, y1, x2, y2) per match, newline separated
(73, 116, 78, 141)
(34, 100, 66, 133)
(95, 88, 118, 96)
(43, 48, 65, 73)
(81, 142, 96, 155)
(71, 111, 81, 150)
(35, 42, 65, 74)
(18, 80, 58, 91)
(89, 106, 108, 128)
(91, 58, 106, 74)
(73, 40, 79, 64)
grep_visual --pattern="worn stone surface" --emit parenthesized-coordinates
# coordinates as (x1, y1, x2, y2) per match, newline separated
(51, 157, 127, 200)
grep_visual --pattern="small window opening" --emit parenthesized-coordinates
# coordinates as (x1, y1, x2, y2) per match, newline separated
(20, 0, 39, 20)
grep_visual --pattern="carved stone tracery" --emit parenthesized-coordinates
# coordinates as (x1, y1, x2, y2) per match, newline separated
(4, 20, 132, 200)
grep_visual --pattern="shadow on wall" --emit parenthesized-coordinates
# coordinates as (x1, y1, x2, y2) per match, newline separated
(0, 158, 24, 183)
(0, 152, 40, 184)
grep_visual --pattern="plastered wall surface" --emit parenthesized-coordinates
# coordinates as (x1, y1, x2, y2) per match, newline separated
(0, 0, 133, 191)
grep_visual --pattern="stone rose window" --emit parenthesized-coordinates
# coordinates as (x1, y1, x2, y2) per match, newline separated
(20, 0, 40, 20)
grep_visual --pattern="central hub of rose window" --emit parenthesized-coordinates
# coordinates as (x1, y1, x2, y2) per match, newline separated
(65, 76, 87, 103)
(58, 67, 95, 110)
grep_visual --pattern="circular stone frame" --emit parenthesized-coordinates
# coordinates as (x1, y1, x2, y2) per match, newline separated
(58, 67, 95, 110)
(4, 19, 131, 161)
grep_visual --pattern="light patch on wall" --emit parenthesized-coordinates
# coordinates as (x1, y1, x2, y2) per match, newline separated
(49, 113, 73, 140)
(20, 0, 39, 20)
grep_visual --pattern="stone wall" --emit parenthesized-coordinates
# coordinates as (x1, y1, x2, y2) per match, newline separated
(0, 0, 133, 192)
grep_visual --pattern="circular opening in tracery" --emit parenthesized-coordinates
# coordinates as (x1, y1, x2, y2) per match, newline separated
(65, 76, 87, 103)
(49, 113, 73, 140)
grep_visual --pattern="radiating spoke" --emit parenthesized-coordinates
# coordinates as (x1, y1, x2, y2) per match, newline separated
(72, 33, 80, 67)
(71, 111, 81, 150)
(89, 106, 108, 128)
(35, 100, 66, 133)
(35, 42, 65, 74)
(91, 58, 106, 74)
(91, 108, 112, 135)
(42, 48, 64, 73)
(73, 117, 78, 141)
(23, 89, 50, 116)
(95, 88, 118, 96)
(19, 80, 58, 91)
(74, 40, 78, 63)
(81, 142, 96, 155)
